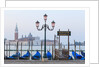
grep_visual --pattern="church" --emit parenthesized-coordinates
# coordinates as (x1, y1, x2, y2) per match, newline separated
(4, 24, 56, 46)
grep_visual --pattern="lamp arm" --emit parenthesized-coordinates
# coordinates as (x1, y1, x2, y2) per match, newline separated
(46, 24, 54, 31)
(37, 25, 45, 31)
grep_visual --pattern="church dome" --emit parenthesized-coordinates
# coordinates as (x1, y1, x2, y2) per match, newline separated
(28, 33, 32, 38)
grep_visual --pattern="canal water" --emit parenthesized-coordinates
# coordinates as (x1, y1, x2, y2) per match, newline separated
(5, 45, 85, 59)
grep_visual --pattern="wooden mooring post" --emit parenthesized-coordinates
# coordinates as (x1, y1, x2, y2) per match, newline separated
(4, 41, 5, 57)
(52, 44, 53, 60)
(21, 42, 22, 57)
(16, 41, 19, 60)
(61, 43, 62, 50)
(29, 41, 30, 51)
(16, 41, 18, 54)
(9, 42, 10, 57)
(49, 46, 50, 51)
(74, 40, 76, 60)
(68, 29, 69, 57)
(29, 41, 31, 60)
(79, 42, 80, 54)
(31, 41, 33, 59)
(59, 29, 60, 50)
(41, 41, 42, 60)
(6, 44, 8, 57)
(53, 35, 56, 59)
(59, 29, 61, 58)
(64, 45, 65, 49)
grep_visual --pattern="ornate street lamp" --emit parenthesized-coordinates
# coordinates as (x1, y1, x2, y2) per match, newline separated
(51, 21, 55, 27)
(36, 21, 39, 27)
(35, 14, 55, 58)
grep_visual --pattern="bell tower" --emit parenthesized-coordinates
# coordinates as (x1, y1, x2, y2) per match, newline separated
(15, 24, 18, 40)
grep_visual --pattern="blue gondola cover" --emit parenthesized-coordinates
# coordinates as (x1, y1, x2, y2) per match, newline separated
(8, 52, 20, 59)
(81, 51, 85, 57)
(68, 55, 73, 60)
(32, 51, 41, 60)
(20, 51, 30, 59)
(46, 51, 52, 60)
(72, 51, 83, 59)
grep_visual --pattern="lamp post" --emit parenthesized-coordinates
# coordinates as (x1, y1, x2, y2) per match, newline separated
(36, 14, 55, 58)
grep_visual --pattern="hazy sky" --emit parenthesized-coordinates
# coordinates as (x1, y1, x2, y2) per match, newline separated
(4, 10, 85, 44)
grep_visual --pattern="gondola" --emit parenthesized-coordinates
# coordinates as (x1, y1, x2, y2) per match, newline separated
(46, 51, 52, 60)
(68, 55, 73, 60)
(19, 51, 30, 59)
(81, 51, 85, 57)
(32, 51, 41, 60)
(6, 52, 20, 59)
(72, 50, 85, 60)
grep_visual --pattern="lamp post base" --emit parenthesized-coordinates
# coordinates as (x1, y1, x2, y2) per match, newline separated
(43, 53, 47, 58)
(42, 58, 48, 62)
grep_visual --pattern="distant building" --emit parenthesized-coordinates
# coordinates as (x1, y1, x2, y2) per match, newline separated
(4, 24, 56, 46)
(41, 40, 54, 46)
(75, 41, 85, 46)
(5, 24, 41, 46)
(15, 24, 18, 40)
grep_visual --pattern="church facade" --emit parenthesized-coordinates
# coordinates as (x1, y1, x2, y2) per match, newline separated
(4, 24, 56, 46)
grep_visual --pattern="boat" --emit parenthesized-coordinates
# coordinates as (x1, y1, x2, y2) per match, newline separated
(4, 56, 9, 59)
(19, 51, 30, 59)
(81, 51, 85, 57)
(46, 51, 52, 60)
(7, 52, 20, 59)
(72, 50, 84, 60)
(32, 51, 41, 60)
(68, 55, 73, 60)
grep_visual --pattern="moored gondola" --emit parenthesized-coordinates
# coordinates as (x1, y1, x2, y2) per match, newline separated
(32, 51, 41, 60)
(81, 51, 85, 58)
(19, 51, 30, 60)
(5, 52, 20, 59)
(46, 51, 52, 60)
(72, 50, 85, 60)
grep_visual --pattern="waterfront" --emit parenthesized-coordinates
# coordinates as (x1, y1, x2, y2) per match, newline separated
(4, 45, 85, 59)
(4, 10, 85, 64)
(4, 60, 85, 64)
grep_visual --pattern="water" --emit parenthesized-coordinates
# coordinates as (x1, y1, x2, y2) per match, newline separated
(4, 45, 85, 58)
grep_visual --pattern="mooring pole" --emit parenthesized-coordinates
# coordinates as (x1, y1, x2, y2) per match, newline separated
(52, 44, 53, 60)
(61, 43, 62, 50)
(29, 41, 31, 60)
(59, 29, 61, 58)
(79, 42, 80, 54)
(9, 42, 10, 57)
(21, 42, 22, 57)
(54, 35, 56, 49)
(4, 41, 5, 57)
(31, 41, 33, 60)
(68, 29, 69, 57)
(59, 29, 60, 50)
(17, 41, 18, 54)
(74, 40, 76, 60)
(6, 44, 8, 57)
(41, 41, 43, 60)
(54, 35, 56, 59)
(64, 45, 65, 49)
(49, 46, 50, 51)
(29, 41, 30, 51)
(16, 41, 19, 60)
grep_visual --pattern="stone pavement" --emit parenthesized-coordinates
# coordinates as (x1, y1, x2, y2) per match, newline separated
(4, 60, 85, 64)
